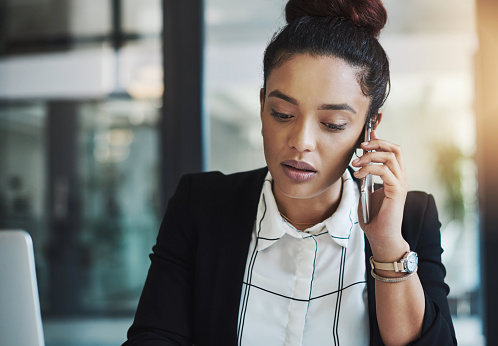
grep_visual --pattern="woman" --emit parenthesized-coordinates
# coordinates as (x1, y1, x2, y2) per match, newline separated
(124, 0, 456, 345)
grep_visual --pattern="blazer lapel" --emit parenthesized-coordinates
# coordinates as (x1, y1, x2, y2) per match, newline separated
(201, 167, 268, 344)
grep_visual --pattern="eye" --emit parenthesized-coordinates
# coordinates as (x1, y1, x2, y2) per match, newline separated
(270, 109, 293, 121)
(322, 122, 347, 131)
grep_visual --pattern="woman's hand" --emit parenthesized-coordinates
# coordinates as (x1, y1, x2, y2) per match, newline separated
(351, 130, 410, 262)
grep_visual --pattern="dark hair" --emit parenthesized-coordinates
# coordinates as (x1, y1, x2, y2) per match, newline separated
(263, 0, 390, 119)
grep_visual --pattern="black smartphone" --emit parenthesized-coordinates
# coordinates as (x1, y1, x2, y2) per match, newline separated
(360, 119, 374, 224)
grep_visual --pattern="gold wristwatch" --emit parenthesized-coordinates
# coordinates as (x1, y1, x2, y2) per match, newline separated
(370, 251, 418, 273)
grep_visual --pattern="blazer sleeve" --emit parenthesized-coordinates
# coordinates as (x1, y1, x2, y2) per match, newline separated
(405, 193, 457, 346)
(123, 174, 196, 346)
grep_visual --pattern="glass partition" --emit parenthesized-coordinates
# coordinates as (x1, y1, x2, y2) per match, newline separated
(0, 98, 161, 316)
(0, 101, 49, 307)
(77, 99, 160, 313)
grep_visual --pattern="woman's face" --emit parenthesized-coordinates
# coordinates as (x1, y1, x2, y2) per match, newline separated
(261, 54, 371, 200)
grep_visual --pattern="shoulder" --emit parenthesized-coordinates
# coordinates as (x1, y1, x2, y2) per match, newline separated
(162, 167, 268, 239)
(173, 167, 268, 208)
(403, 191, 438, 225)
(183, 167, 267, 186)
(179, 167, 268, 193)
(402, 191, 441, 248)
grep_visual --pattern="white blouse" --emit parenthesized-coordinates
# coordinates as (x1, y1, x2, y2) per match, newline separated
(237, 169, 369, 346)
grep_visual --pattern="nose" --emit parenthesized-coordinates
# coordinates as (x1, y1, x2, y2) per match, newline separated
(287, 119, 316, 152)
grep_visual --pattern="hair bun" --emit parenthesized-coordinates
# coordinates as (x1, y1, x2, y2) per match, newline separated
(285, 0, 387, 38)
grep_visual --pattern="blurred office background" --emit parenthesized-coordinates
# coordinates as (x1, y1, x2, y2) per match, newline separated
(0, 0, 495, 345)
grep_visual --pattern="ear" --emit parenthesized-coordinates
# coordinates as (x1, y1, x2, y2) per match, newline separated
(372, 110, 383, 130)
(355, 110, 383, 148)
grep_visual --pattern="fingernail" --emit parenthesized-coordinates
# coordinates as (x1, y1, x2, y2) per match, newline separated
(352, 158, 360, 165)
(362, 141, 369, 146)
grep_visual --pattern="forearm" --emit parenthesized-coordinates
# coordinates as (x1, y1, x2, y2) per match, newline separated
(375, 272, 425, 345)
(371, 239, 425, 346)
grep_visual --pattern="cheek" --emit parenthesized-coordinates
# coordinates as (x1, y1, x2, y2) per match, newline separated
(342, 136, 360, 158)
(320, 133, 358, 162)
(262, 121, 283, 149)
(261, 126, 278, 160)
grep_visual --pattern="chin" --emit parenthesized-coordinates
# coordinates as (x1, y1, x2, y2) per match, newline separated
(273, 179, 325, 200)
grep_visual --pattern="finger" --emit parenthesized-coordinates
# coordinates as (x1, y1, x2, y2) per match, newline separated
(361, 134, 405, 172)
(362, 135, 401, 155)
(352, 151, 404, 181)
(353, 164, 408, 195)
(370, 129, 380, 141)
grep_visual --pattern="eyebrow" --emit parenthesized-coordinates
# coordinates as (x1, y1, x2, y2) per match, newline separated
(268, 90, 298, 105)
(267, 89, 357, 114)
(319, 103, 357, 114)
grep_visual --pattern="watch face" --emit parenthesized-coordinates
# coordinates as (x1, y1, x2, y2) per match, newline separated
(406, 252, 418, 273)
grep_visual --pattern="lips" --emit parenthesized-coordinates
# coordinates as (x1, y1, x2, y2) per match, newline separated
(281, 160, 317, 182)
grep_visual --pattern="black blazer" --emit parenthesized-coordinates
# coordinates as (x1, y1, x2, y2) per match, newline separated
(124, 167, 456, 345)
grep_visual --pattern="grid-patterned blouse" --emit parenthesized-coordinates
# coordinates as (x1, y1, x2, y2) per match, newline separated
(237, 169, 369, 345)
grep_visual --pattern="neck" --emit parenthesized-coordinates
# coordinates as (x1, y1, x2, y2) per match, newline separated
(273, 180, 343, 231)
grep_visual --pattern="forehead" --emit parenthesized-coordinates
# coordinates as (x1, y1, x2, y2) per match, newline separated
(265, 54, 370, 114)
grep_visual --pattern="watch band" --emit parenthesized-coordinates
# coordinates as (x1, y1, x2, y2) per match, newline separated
(369, 251, 417, 273)
(370, 257, 406, 272)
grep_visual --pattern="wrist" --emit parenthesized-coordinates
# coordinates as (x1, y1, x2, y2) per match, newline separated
(370, 250, 419, 280)
(369, 238, 409, 263)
